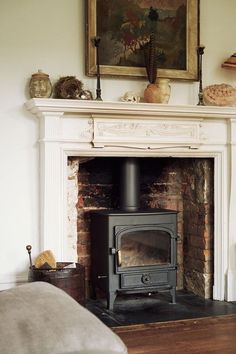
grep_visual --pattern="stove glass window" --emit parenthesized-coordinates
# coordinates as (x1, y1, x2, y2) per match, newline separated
(120, 229, 171, 268)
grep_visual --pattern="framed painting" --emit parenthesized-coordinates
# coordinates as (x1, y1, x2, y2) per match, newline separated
(86, 0, 199, 80)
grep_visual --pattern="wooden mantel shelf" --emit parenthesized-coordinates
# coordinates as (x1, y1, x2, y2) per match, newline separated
(25, 98, 236, 119)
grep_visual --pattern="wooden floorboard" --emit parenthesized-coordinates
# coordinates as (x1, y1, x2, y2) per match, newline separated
(112, 314, 236, 354)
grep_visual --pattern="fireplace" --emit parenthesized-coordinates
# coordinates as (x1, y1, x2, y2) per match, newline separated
(76, 155, 214, 301)
(25, 99, 236, 302)
(90, 157, 178, 309)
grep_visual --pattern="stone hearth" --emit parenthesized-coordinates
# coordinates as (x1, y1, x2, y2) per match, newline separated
(25, 99, 236, 302)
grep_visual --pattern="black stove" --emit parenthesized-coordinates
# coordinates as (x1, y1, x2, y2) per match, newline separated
(90, 158, 178, 310)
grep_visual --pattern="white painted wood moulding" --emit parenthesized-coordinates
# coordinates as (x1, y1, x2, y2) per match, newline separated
(25, 98, 236, 302)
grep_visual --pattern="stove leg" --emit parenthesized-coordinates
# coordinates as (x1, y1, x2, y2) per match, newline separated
(170, 287, 176, 304)
(107, 291, 116, 310)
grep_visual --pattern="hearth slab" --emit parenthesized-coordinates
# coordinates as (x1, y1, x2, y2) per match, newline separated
(86, 290, 236, 327)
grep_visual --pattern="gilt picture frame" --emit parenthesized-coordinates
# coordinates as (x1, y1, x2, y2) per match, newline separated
(86, 0, 199, 80)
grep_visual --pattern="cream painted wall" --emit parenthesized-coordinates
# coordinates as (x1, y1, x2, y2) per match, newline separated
(0, 0, 236, 289)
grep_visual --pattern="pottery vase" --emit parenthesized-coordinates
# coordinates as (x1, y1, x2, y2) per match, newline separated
(144, 78, 171, 104)
(29, 70, 52, 98)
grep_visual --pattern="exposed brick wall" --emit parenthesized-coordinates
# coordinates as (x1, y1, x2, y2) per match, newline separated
(71, 157, 214, 299)
(76, 158, 119, 297)
(139, 158, 184, 290)
(181, 159, 214, 298)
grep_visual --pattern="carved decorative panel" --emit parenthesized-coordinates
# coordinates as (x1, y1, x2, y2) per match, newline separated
(93, 118, 202, 148)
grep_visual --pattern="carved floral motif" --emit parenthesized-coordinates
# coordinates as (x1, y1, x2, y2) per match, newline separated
(95, 121, 199, 139)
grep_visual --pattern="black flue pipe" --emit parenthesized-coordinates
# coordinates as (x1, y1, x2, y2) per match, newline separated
(120, 157, 140, 211)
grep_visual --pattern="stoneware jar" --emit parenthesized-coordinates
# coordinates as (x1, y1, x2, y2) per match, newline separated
(144, 78, 171, 104)
(29, 70, 52, 98)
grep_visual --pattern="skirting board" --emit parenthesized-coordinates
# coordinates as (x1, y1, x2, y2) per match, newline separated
(227, 269, 236, 301)
(0, 273, 28, 291)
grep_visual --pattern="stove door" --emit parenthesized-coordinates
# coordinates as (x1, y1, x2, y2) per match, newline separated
(115, 224, 174, 272)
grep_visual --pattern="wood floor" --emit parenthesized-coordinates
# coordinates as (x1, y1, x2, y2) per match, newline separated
(112, 314, 236, 354)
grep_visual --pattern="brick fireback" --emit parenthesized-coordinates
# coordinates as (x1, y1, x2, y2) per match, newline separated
(68, 157, 214, 299)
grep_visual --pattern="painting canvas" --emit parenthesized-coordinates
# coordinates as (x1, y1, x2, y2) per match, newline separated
(86, 0, 199, 80)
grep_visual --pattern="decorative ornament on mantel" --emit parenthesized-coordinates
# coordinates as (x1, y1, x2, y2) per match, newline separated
(121, 91, 140, 103)
(144, 78, 171, 104)
(203, 84, 236, 106)
(54, 76, 83, 99)
(54, 76, 93, 100)
(29, 70, 52, 98)
(202, 52, 236, 106)
(143, 7, 171, 104)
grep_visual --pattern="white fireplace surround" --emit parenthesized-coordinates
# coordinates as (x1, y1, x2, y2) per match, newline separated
(26, 98, 236, 302)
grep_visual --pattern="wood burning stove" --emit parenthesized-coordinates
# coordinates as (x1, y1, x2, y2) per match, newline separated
(91, 209, 177, 309)
(90, 158, 178, 309)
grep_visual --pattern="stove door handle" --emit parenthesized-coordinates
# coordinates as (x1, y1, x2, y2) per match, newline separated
(117, 249, 122, 267)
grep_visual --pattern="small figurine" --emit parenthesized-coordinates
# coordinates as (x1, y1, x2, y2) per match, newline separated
(121, 91, 140, 103)
(79, 90, 93, 100)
